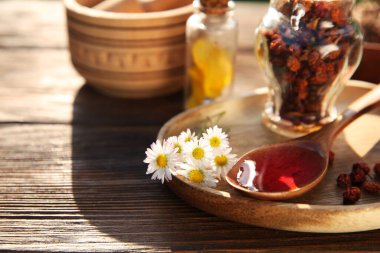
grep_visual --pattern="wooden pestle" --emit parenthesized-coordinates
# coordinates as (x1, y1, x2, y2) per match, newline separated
(93, 0, 145, 13)
(76, 0, 104, 7)
(93, 0, 187, 13)
(142, 0, 188, 12)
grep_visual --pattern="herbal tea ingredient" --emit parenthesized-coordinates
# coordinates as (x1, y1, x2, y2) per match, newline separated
(336, 173, 350, 188)
(177, 160, 218, 187)
(352, 162, 370, 175)
(350, 167, 367, 186)
(350, 162, 370, 186)
(186, 38, 233, 108)
(185, 0, 237, 109)
(336, 161, 380, 204)
(257, 0, 362, 127)
(363, 181, 380, 195)
(144, 126, 237, 186)
(343, 187, 361, 205)
(183, 138, 213, 165)
(144, 139, 180, 184)
(186, 37, 234, 109)
(236, 144, 325, 192)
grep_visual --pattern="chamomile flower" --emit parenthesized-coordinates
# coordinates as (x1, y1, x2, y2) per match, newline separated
(177, 160, 218, 187)
(212, 147, 238, 179)
(167, 136, 183, 155)
(182, 138, 212, 166)
(144, 139, 179, 184)
(202, 125, 229, 153)
(178, 129, 198, 144)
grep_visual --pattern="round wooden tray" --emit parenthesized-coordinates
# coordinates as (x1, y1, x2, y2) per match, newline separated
(158, 80, 380, 233)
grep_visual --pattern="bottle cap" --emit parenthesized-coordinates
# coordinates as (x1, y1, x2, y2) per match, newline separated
(195, 0, 235, 15)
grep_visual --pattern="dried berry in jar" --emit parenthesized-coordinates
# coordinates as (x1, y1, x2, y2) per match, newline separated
(259, 0, 362, 128)
(343, 187, 361, 205)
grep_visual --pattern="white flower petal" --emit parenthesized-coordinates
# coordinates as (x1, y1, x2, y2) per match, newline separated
(202, 126, 230, 153)
(144, 139, 178, 183)
(176, 159, 219, 188)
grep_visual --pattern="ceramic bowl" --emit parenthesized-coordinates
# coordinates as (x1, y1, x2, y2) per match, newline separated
(64, 0, 193, 98)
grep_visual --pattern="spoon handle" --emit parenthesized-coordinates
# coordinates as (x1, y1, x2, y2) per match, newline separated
(326, 84, 380, 145)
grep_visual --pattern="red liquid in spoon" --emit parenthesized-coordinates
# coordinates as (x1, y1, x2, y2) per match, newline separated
(242, 142, 326, 192)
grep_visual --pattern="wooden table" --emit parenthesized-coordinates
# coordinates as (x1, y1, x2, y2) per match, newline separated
(1, 1, 379, 252)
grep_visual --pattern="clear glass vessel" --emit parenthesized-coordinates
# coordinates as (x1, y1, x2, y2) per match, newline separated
(255, 0, 363, 137)
(185, 0, 238, 109)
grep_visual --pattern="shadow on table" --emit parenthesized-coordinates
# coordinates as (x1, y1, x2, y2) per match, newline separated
(70, 85, 291, 250)
(71, 84, 380, 251)
(71, 84, 190, 247)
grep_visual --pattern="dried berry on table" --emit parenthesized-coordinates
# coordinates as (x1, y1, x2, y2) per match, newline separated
(352, 162, 370, 175)
(350, 168, 366, 186)
(336, 173, 350, 188)
(337, 161, 380, 204)
(349, 162, 371, 186)
(363, 181, 380, 195)
(343, 187, 361, 205)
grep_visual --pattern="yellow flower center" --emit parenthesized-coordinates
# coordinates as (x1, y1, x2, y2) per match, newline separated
(192, 147, 205, 160)
(174, 143, 182, 153)
(215, 155, 227, 167)
(185, 136, 191, 142)
(156, 154, 168, 168)
(209, 136, 221, 148)
(188, 169, 204, 183)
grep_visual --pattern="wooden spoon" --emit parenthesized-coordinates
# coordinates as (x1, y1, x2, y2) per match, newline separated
(226, 84, 380, 200)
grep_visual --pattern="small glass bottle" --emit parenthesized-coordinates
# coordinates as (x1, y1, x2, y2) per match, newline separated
(185, 0, 238, 109)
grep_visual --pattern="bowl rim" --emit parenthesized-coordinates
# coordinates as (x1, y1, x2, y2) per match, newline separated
(64, 0, 194, 21)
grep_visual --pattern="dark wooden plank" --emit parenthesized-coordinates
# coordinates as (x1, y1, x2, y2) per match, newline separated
(0, 124, 380, 252)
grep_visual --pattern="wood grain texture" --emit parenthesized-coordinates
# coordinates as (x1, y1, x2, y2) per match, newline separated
(1, 0, 379, 252)
(1, 124, 380, 251)
(0, 1, 66, 49)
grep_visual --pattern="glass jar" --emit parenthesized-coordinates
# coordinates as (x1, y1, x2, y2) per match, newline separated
(255, 0, 363, 137)
(185, 0, 238, 109)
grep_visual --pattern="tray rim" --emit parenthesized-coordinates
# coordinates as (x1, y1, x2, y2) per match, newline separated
(157, 80, 380, 233)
